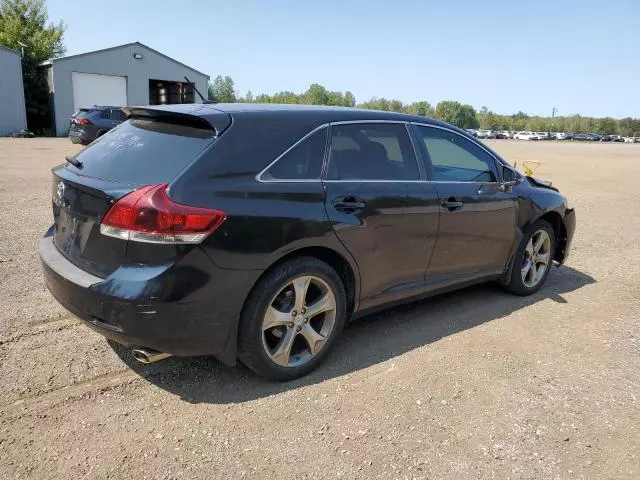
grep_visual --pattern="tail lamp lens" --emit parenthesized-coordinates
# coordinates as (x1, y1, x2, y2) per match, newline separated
(100, 184, 226, 244)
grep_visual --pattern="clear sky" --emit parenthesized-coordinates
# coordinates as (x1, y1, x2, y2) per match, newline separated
(47, 0, 639, 118)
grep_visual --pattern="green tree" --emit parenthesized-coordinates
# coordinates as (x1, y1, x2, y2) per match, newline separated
(326, 90, 345, 106)
(618, 117, 640, 137)
(388, 99, 406, 113)
(0, 0, 65, 132)
(208, 75, 236, 103)
(434, 101, 478, 128)
(510, 111, 529, 131)
(245, 90, 254, 103)
(407, 101, 433, 117)
(254, 93, 272, 103)
(304, 83, 329, 105)
(343, 91, 356, 107)
(597, 117, 617, 135)
(358, 97, 408, 113)
(478, 107, 502, 130)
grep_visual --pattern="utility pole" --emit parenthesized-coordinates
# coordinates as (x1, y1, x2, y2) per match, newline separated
(550, 106, 557, 135)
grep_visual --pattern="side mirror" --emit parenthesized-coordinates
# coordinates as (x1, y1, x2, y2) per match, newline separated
(500, 166, 520, 191)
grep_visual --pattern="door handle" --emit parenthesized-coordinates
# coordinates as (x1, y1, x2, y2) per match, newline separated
(333, 196, 366, 211)
(441, 197, 463, 211)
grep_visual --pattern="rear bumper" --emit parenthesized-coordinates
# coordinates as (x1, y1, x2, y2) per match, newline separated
(68, 128, 93, 144)
(39, 234, 260, 364)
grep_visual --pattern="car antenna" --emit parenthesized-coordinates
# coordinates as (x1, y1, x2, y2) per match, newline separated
(65, 155, 83, 169)
(184, 76, 212, 104)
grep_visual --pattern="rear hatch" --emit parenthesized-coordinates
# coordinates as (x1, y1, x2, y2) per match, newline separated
(52, 108, 231, 277)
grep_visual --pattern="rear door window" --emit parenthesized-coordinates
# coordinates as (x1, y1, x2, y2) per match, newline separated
(326, 123, 420, 180)
(70, 118, 215, 185)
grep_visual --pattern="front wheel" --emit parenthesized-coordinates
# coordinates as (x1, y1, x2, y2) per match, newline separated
(504, 220, 555, 296)
(238, 257, 347, 380)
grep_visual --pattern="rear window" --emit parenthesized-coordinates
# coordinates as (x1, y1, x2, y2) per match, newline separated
(70, 118, 214, 185)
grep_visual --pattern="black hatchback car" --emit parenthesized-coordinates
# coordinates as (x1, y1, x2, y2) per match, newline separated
(68, 106, 127, 145)
(40, 104, 576, 380)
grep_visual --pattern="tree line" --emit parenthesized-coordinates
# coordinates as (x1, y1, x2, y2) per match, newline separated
(209, 76, 640, 137)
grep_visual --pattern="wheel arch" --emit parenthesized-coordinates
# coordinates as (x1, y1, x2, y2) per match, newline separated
(246, 246, 360, 320)
(501, 207, 568, 286)
(538, 210, 568, 263)
(220, 245, 359, 365)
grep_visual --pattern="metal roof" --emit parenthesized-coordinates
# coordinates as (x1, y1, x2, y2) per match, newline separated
(0, 45, 20, 56)
(47, 42, 209, 78)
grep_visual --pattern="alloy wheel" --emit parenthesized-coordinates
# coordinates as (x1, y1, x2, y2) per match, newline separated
(262, 275, 337, 367)
(521, 229, 552, 288)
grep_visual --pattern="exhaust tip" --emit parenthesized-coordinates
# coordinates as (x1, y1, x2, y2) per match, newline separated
(132, 348, 171, 364)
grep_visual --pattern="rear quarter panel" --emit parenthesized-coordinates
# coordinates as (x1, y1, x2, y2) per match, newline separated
(170, 174, 360, 292)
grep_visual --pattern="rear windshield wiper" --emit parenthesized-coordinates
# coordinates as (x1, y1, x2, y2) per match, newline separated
(65, 155, 83, 169)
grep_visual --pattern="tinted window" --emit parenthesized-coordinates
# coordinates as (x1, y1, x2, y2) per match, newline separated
(110, 109, 127, 121)
(327, 123, 419, 180)
(99, 109, 110, 119)
(416, 126, 497, 182)
(263, 128, 327, 180)
(70, 119, 214, 184)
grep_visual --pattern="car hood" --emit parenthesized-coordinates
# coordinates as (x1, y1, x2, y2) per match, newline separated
(527, 176, 559, 192)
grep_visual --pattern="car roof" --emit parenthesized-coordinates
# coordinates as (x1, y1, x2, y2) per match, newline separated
(133, 102, 459, 130)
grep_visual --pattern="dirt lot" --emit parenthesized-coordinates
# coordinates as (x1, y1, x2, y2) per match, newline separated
(0, 138, 639, 479)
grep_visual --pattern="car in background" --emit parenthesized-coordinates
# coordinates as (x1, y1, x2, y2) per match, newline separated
(39, 104, 576, 380)
(68, 106, 127, 145)
(554, 132, 571, 140)
(477, 130, 498, 139)
(514, 131, 538, 140)
(534, 132, 550, 141)
(587, 133, 602, 141)
(605, 135, 624, 142)
(465, 129, 478, 137)
(572, 134, 591, 141)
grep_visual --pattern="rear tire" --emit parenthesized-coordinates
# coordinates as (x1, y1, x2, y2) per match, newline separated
(504, 220, 555, 296)
(238, 257, 346, 381)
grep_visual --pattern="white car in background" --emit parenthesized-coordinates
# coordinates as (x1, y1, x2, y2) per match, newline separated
(554, 132, 570, 140)
(476, 129, 494, 139)
(514, 131, 538, 140)
(535, 132, 550, 140)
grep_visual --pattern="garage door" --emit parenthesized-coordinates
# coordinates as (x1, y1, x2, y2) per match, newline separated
(72, 72, 127, 112)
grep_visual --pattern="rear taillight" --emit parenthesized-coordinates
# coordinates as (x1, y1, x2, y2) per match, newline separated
(100, 184, 226, 244)
(76, 118, 91, 125)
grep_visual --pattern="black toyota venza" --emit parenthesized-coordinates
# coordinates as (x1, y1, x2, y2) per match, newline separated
(39, 104, 576, 380)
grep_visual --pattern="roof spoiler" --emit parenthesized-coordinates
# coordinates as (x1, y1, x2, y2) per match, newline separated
(121, 106, 231, 136)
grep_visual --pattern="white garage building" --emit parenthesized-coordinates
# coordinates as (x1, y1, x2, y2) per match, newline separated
(44, 42, 209, 136)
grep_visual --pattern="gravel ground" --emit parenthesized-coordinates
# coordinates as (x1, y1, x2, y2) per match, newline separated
(0, 138, 639, 479)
